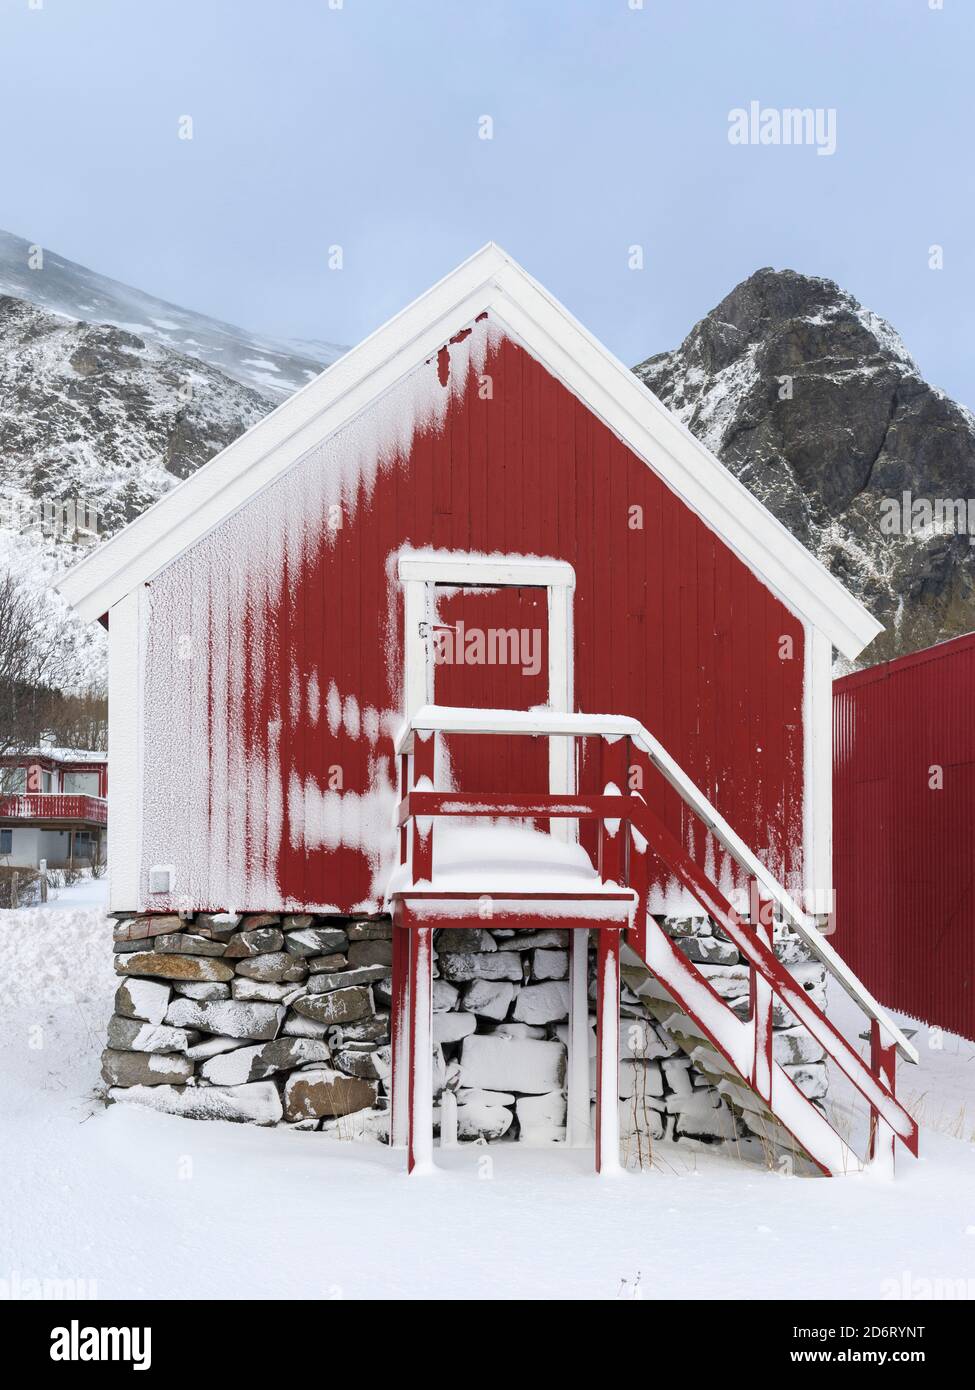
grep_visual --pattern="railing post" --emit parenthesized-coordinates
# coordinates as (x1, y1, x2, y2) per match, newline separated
(390, 917, 410, 1150)
(411, 732, 435, 883)
(869, 1019, 897, 1176)
(566, 928, 591, 1148)
(626, 822, 649, 960)
(407, 924, 434, 1174)
(747, 876, 774, 1105)
(598, 735, 629, 886)
(398, 753, 409, 865)
(595, 926, 622, 1174)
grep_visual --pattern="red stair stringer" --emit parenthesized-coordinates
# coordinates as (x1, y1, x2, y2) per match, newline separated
(625, 800, 919, 1174)
(638, 918, 856, 1174)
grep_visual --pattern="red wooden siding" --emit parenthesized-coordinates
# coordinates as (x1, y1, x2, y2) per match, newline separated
(141, 316, 806, 914)
(834, 632, 975, 1040)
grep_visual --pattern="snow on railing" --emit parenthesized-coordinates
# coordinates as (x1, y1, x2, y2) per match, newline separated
(397, 703, 918, 1065)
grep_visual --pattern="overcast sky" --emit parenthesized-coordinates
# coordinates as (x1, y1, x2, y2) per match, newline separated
(2, 0, 972, 403)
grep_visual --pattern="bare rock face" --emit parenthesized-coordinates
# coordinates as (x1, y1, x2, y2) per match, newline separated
(635, 267, 975, 665)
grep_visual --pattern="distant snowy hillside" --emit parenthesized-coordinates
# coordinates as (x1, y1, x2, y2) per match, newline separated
(4, 246, 972, 694)
(0, 294, 277, 689)
(635, 268, 975, 666)
(0, 228, 344, 400)
(0, 232, 349, 693)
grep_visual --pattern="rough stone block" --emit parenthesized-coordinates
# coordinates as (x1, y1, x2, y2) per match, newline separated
(116, 953, 234, 984)
(532, 948, 568, 981)
(234, 952, 308, 984)
(106, 1015, 198, 1054)
(461, 979, 515, 1020)
(305, 965, 387, 994)
(457, 1102, 514, 1140)
(291, 987, 373, 1026)
(433, 1011, 478, 1044)
(433, 929, 497, 953)
(284, 926, 349, 957)
(347, 939, 393, 967)
(283, 1068, 378, 1121)
(511, 981, 570, 1025)
(174, 981, 230, 1001)
(101, 1049, 194, 1087)
(114, 978, 171, 1025)
(224, 927, 286, 958)
(439, 951, 523, 983)
(459, 1035, 565, 1094)
(200, 1037, 330, 1085)
(110, 1081, 282, 1124)
(164, 998, 285, 1040)
(151, 933, 228, 957)
(346, 921, 393, 941)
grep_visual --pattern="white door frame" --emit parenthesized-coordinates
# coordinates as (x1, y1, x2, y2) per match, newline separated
(397, 552, 576, 795)
(398, 550, 587, 1148)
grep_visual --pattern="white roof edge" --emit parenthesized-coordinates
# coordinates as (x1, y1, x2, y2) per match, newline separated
(55, 240, 880, 658)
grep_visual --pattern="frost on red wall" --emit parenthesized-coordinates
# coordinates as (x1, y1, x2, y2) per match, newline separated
(834, 634, 975, 1040)
(142, 314, 806, 914)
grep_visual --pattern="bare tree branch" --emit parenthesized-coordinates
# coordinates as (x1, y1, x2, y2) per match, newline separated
(0, 570, 64, 786)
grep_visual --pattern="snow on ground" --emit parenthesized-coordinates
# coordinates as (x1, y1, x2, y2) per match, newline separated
(37, 873, 110, 912)
(0, 896, 973, 1300)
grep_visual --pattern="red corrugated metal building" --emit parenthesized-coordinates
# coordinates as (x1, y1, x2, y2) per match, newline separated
(834, 631, 975, 1040)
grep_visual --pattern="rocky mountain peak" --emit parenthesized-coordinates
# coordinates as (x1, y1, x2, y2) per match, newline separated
(635, 268, 975, 665)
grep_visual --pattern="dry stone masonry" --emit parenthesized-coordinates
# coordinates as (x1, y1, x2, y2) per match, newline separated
(103, 910, 828, 1166)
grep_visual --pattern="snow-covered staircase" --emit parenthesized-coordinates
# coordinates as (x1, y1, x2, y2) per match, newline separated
(390, 705, 919, 1176)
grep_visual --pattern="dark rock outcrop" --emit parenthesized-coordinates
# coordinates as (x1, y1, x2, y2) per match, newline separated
(635, 267, 975, 665)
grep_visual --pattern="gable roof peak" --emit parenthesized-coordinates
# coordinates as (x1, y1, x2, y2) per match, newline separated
(56, 245, 881, 659)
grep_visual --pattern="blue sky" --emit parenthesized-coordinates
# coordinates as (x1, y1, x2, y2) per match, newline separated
(2, 0, 972, 403)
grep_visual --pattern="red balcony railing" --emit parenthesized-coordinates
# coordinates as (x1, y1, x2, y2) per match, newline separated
(0, 793, 108, 825)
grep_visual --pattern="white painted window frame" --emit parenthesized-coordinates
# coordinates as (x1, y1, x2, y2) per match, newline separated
(397, 552, 575, 797)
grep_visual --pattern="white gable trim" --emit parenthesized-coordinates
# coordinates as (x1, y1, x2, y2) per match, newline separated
(56, 243, 881, 659)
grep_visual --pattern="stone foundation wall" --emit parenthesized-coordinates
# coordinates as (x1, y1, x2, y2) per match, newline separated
(104, 909, 828, 1166)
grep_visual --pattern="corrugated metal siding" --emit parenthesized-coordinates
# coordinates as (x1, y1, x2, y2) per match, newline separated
(141, 318, 807, 913)
(834, 632, 975, 1040)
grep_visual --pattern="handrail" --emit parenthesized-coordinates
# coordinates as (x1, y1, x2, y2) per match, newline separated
(397, 703, 918, 1064)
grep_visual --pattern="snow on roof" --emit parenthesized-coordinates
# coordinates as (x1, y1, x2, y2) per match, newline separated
(56, 243, 882, 659)
(4, 746, 107, 766)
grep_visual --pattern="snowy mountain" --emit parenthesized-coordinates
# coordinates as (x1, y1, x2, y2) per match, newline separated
(635, 269, 975, 666)
(0, 293, 279, 689)
(4, 246, 972, 694)
(0, 229, 344, 401)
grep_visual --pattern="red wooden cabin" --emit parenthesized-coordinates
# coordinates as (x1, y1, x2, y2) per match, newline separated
(59, 245, 918, 1174)
(834, 631, 975, 1041)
